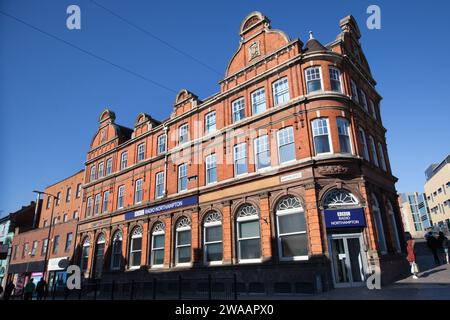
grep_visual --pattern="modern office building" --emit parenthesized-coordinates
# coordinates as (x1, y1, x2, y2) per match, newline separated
(424, 154, 450, 234)
(8, 170, 84, 292)
(399, 192, 432, 238)
(74, 12, 407, 292)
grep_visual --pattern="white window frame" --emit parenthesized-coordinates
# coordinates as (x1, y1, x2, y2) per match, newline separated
(117, 185, 125, 209)
(120, 152, 128, 170)
(31, 240, 38, 257)
(151, 223, 165, 268)
(305, 67, 323, 93)
(329, 66, 342, 93)
(358, 128, 370, 161)
(205, 111, 216, 134)
(137, 143, 145, 162)
(368, 135, 379, 167)
(179, 123, 189, 145)
(277, 126, 296, 165)
(236, 206, 261, 264)
(336, 118, 353, 154)
(134, 179, 143, 204)
(272, 77, 290, 106)
(90, 166, 96, 182)
(254, 135, 271, 171)
(175, 219, 192, 266)
(98, 162, 104, 179)
(86, 197, 92, 217)
(232, 97, 245, 123)
(94, 194, 101, 215)
(178, 164, 188, 193)
(251, 88, 266, 115)
(350, 79, 359, 103)
(102, 191, 109, 213)
(377, 142, 387, 171)
(276, 207, 308, 261)
(203, 213, 223, 265)
(155, 172, 165, 199)
(205, 154, 217, 185)
(106, 158, 112, 176)
(129, 228, 142, 269)
(233, 143, 248, 177)
(157, 134, 167, 155)
(311, 118, 333, 156)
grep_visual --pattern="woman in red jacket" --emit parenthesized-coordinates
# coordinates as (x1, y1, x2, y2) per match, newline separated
(407, 238, 419, 279)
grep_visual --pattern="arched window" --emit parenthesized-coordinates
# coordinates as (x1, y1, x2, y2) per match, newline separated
(323, 189, 359, 208)
(80, 237, 90, 272)
(175, 217, 191, 265)
(203, 212, 223, 264)
(110, 231, 122, 271)
(93, 234, 105, 278)
(276, 196, 308, 260)
(151, 222, 165, 267)
(129, 226, 142, 268)
(236, 205, 261, 262)
(371, 194, 387, 254)
(387, 201, 401, 253)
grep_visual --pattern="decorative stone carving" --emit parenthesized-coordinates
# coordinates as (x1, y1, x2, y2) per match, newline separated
(248, 41, 261, 60)
(317, 165, 350, 176)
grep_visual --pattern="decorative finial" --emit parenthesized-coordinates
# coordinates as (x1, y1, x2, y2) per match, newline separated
(309, 31, 314, 40)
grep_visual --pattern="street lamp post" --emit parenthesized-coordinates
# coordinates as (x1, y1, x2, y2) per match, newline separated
(32, 190, 58, 287)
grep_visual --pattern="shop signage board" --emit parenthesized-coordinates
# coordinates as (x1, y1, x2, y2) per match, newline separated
(125, 195, 198, 220)
(324, 208, 366, 228)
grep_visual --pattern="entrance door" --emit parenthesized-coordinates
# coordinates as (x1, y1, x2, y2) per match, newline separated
(329, 233, 367, 288)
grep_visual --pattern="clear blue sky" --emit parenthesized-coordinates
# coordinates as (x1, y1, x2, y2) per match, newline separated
(1, 0, 449, 217)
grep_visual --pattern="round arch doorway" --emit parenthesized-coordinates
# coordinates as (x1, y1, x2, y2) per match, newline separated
(323, 189, 369, 288)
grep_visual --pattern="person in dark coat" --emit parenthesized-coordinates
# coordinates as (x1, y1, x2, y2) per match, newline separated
(36, 277, 48, 300)
(426, 232, 441, 265)
(3, 281, 15, 300)
(437, 232, 449, 264)
(406, 238, 419, 279)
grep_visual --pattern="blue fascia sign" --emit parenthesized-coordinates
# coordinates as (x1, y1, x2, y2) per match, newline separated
(324, 208, 366, 229)
(125, 195, 198, 220)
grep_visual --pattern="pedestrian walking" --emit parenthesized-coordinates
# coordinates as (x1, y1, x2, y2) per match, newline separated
(3, 281, 15, 300)
(426, 232, 441, 265)
(36, 277, 48, 300)
(23, 278, 36, 301)
(406, 238, 419, 279)
(437, 232, 449, 264)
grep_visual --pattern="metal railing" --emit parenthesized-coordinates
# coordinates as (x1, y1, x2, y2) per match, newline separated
(49, 274, 238, 300)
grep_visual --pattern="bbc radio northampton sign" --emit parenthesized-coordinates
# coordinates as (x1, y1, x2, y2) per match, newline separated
(324, 208, 366, 229)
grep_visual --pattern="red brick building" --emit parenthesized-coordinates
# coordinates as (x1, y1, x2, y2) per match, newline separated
(8, 170, 84, 292)
(76, 12, 407, 292)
